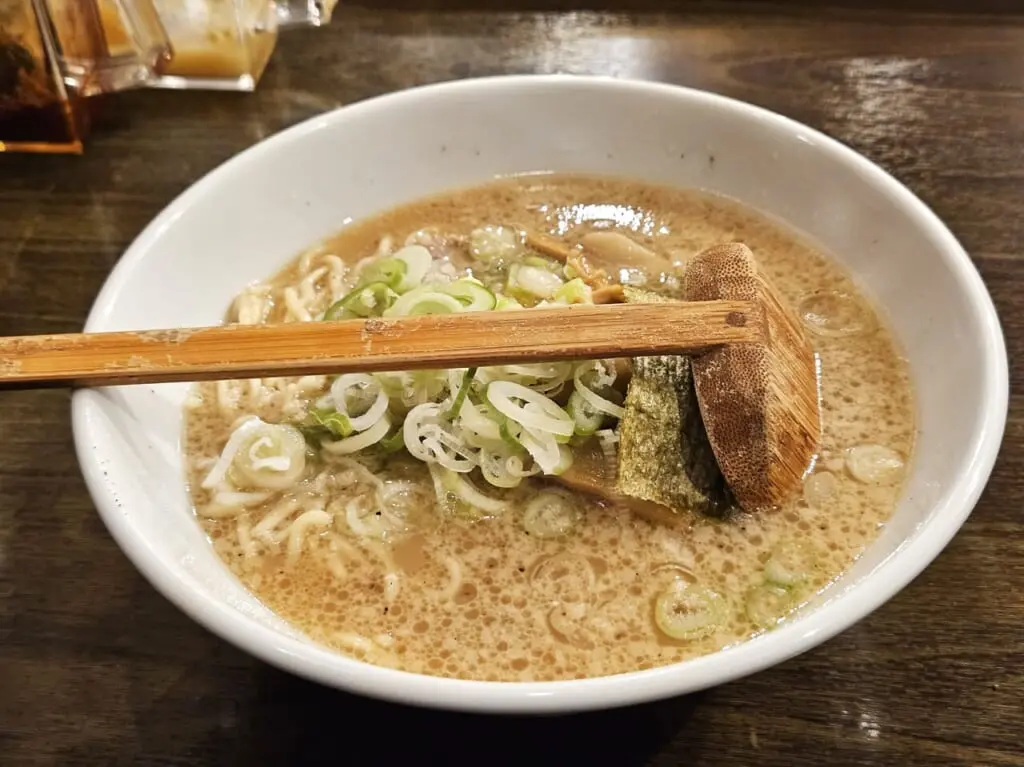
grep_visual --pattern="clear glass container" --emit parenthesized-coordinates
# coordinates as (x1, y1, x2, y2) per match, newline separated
(0, 0, 170, 153)
(102, 0, 338, 92)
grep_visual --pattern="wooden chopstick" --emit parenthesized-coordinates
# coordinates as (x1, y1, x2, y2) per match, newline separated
(0, 301, 760, 389)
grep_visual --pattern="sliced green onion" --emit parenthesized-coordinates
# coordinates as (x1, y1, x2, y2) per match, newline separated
(507, 454, 539, 478)
(494, 294, 524, 311)
(522, 489, 582, 538)
(401, 369, 448, 406)
(439, 279, 496, 311)
(203, 417, 307, 491)
(372, 370, 405, 402)
(386, 287, 464, 317)
(524, 255, 562, 272)
(426, 465, 486, 521)
(291, 228, 658, 490)
(324, 282, 397, 320)
(553, 277, 593, 305)
(550, 443, 574, 475)
(393, 245, 433, 292)
(514, 423, 563, 474)
(507, 263, 564, 300)
(402, 402, 477, 472)
(378, 423, 406, 454)
(439, 467, 508, 515)
(486, 380, 574, 438)
(446, 368, 477, 419)
(306, 406, 354, 438)
(553, 430, 573, 445)
(359, 257, 407, 289)
(577, 358, 617, 390)
(744, 583, 796, 629)
(403, 402, 444, 462)
(296, 423, 331, 449)
(477, 362, 572, 397)
(499, 418, 522, 450)
(322, 414, 391, 454)
(457, 401, 503, 445)
(764, 540, 817, 587)
(425, 433, 477, 473)
(236, 425, 307, 489)
(479, 449, 525, 488)
(573, 361, 625, 419)
(654, 580, 724, 641)
(330, 373, 389, 432)
(567, 390, 605, 436)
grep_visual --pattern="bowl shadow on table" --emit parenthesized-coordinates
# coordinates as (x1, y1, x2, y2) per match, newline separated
(236, 666, 704, 765)
(100, 626, 703, 766)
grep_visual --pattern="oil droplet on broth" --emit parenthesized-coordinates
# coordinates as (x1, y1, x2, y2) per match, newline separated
(799, 290, 874, 338)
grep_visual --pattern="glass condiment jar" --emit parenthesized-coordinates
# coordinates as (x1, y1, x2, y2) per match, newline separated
(0, 0, 170, 153)
(102, 0, 338, 91)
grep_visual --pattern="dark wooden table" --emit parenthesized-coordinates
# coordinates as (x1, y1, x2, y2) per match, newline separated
(1, 2, 1022, 765)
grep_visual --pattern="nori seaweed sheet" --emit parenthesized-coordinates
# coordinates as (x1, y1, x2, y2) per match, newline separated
(615, 287, 731, 516)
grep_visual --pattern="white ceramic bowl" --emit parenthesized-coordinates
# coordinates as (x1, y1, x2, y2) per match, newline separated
(73, 75, 1007, 714)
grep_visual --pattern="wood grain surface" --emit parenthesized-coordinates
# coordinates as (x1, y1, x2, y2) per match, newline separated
(1, 2, 1022, 765)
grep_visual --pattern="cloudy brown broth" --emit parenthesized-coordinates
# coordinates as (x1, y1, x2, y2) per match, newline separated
(184, 174, 915, 681)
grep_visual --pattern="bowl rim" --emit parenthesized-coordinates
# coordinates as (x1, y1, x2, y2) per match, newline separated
(72, 74, 1008, 713)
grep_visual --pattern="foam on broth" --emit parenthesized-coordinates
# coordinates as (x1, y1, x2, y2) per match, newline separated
(184, 174, 915, 682)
